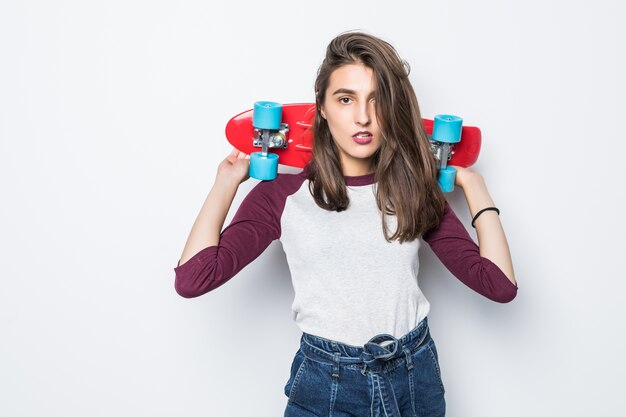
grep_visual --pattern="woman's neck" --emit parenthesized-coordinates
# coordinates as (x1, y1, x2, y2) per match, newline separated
(341, 163, 375, 177)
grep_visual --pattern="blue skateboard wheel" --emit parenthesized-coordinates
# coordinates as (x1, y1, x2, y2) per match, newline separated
(432, 114, 463, 144)
(253, 101, 282, 130)
(249, 152, 279, 180)
(438, 166, 457, 193)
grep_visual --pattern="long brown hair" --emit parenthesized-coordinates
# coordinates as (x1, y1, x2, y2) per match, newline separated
(306, 31, 446, 243)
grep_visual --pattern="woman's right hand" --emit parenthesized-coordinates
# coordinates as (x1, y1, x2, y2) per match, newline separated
(216, 147, 250, 186)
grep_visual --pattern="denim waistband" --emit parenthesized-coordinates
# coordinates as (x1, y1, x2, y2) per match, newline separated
(300, 316, 431, 372)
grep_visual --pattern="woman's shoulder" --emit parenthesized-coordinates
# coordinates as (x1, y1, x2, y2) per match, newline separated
(247, 169, 308, 199)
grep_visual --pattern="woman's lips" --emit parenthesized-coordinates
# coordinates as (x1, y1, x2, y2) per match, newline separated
(352, 132, 373, 144)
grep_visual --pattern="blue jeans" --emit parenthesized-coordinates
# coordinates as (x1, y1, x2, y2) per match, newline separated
(283, 316, 446, 417)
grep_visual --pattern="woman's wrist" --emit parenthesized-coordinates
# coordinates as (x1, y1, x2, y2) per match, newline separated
(458, 170, 484, 191)
(214, 173, 242, 190)
(461, 174, 495, 216)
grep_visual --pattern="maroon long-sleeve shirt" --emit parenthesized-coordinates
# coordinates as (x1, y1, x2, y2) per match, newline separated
(174, 171, 517, 345)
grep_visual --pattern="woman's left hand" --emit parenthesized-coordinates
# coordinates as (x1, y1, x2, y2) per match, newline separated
(451, 165, 482, 190)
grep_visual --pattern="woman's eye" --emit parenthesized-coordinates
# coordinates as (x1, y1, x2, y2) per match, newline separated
(340, 97, 352, 104)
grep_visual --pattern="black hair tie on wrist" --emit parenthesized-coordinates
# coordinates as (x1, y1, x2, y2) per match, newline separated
(471, 207, 500, 228)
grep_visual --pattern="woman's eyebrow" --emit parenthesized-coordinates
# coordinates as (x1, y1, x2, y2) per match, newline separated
(332, 88, 376, 98)
(332, 88, 356, 95)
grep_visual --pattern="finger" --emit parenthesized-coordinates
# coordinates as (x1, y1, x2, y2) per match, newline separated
(226, 147, 240, 162)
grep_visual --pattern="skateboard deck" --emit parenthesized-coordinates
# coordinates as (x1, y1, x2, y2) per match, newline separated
(225, 102, 481, 170)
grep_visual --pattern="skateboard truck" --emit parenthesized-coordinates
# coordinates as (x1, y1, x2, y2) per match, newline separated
(429, 114, 463, 193)
(249, 101, 290, 180)
(253, 124, 290, 150)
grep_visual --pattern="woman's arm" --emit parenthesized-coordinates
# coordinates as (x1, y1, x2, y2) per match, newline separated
(174, 148, 288, 299)
(178, 178, 240, 266)
(179, 149, 249, 265)
(455, 167, 517, 287)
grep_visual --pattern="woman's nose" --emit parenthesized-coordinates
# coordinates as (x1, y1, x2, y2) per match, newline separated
(355, 103, 371, 126)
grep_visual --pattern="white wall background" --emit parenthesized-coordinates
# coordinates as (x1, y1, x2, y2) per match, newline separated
(1, 0, 624, 416)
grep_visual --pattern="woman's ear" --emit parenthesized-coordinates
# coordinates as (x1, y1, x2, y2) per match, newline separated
(319, 106, 326, 119)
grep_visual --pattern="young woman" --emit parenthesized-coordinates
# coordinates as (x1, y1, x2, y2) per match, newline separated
(174, 31, 518, 417)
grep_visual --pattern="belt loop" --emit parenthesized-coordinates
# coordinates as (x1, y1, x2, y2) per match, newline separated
(403, 346, 413, 370)
(361, 363, 367, 376)
(332, 352, 340, 379)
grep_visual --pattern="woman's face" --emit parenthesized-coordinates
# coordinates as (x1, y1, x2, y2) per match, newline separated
(320, 63, 382, 176)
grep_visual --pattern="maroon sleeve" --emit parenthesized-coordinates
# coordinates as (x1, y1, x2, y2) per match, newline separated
(422, 201, 518, 303)
(173, 181, 282, 298)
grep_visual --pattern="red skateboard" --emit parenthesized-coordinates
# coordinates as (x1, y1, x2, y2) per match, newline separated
(225, 102, 481, 191)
